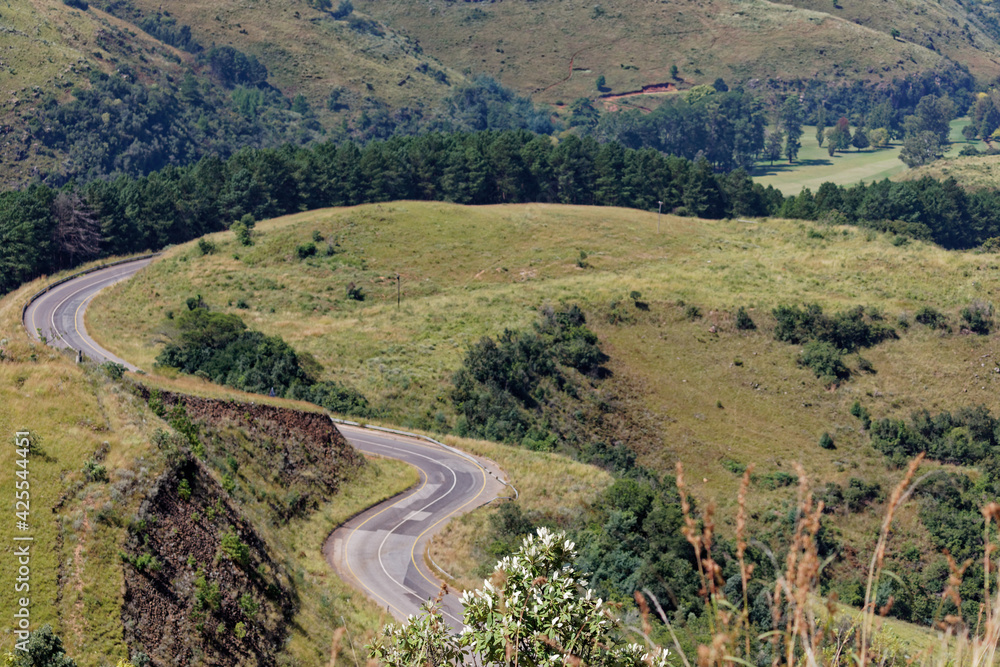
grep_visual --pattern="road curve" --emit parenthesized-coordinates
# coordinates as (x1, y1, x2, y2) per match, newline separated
(22, 256, 508, 630)
(326, 425, 506, 629)
(24, 258, 155, 371)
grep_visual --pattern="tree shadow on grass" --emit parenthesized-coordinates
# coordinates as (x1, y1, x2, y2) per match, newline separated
(752, 157, 832, 177)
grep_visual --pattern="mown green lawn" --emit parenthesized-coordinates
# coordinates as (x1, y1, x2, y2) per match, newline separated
(753, 119, 985, 194)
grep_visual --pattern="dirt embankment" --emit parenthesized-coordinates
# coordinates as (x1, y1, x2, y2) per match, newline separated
(121, 389, 365, 666)
(122, 458, 288, 666)
(151, 389, 364, 495)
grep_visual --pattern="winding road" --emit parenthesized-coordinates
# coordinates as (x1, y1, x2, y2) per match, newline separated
(23, 256, 508, 630)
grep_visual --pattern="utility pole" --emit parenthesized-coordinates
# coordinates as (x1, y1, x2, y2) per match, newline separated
(657, 200, 663, 234)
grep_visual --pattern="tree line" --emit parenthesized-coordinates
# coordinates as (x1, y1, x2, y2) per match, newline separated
(11, 124, 1000, 298)
(0, 130, 781, 295)
(775, 176, 1000, 250)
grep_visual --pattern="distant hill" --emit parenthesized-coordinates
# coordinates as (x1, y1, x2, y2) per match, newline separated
(352, 0, 1000, 105)
(0, 0, 464, 185)
(6, 0, 1000, 187)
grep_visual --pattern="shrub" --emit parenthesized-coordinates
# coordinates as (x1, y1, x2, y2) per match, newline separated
(101, 361, 126, 380)
(819, 432, 835, 449)
(798, 340, 849, 383)
(914, 305, 947, 329)
(685, 304, 702, 320)
(231, 221, 253, 247)
(735, 306, 756, 330)
(849, 400, 871, 430)
(330, 0, 353, 18)
(844, 478, 882, 511)
(346, 282, 365, 301)
(234, 622, 248, 640)
(220, 528, 251, 567)
(296, 242, 317, 259)
(177, 478, 192, 501)
(774, 303, 895, 351)
(197, 238, 216, 255)
(239, 593, 259, 619)
(84, 459, 108, 483)
(194, 571, 221, 610)
(721, 458, 746, 474)
(961, 301, 993, 335)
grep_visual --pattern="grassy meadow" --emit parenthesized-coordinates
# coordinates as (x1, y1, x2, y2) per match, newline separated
(85, 202, 1000, 550)
(753, 119, 986, 194)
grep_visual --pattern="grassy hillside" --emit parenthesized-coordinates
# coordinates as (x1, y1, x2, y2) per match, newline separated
(85, 202, 1000, 543)
(0, 0, 463, 184)
(785, 0, 1000, 75)
(0, 272, 428, 663)
(105, 0, 459, 112)
(352, 0, 963, 105)
(0, 0, 195, 184)
(0, 256, 616, 663)
(895, 152, 1000, 190)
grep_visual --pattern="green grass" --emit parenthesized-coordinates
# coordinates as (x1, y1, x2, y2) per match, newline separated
(84, 200, 1000, 648)
(87, 202, 1000, 523)
(116, 0, 458, 116)
(0, 279, 170, 664)
(753, 119, 987, 194)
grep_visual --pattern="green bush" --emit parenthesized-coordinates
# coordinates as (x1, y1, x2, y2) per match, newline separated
(157, 305, 371, 417)
(844, 478, 882, 511)
(102, 361, 126, 380)
(849, 400, 871, 430)
(774, 303, 895, 351)
(721, 458, 746, 474)
(914, 305, 947, 329)
(197, 238, 216, 255)
(220, 528, 250, 567)
(239, 593, 259, 619)
(178, 478, 192, 501)
(961, 301, 993, 335)
(346, 282, 365, 301)
(231, 217, 254, 247)
(296, 242, 317, 259)
(83, 459, 108, 483)
(819, 432, 834, 449)
(194, 570, 221, 610)
(684, 304, 702, 320)
(735, 306, 756, 330)
(798, 340, 849, 383)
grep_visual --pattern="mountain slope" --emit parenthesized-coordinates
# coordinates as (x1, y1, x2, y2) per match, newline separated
(352, 0, 999, 104)
(0, 0, 465, 185)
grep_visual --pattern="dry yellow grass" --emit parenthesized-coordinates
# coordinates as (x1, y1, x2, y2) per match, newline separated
(0, 278, 168, 664)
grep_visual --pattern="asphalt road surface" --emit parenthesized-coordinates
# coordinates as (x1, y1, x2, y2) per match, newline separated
(23, 258, 155, 371)
(23, 256, 509, 631)
(326, 425, 507, 630)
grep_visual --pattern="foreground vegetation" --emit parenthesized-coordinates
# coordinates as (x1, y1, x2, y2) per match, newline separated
(376, 459, 1000, 667)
